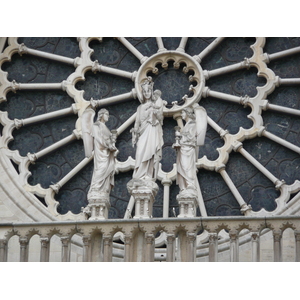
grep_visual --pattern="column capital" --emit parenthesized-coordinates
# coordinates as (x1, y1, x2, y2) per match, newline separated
(239, 95, 250, 107)
(124, 235, 132, 245)
(232, 141, 243, 152)
(19, 236, 28, 245)
(0, 239, 7, 248)
(257, 126, 266, 137)
(229, 230, 239, 241)
(145, 233, 155, 245)
(273, 230, 282, 242)
(215, 164, 226, 173)
(40, 237, 50, 247)
(295, 231, 300, 241)
(161, 178, 172, 186)
(103, 235, 112, 246)
(82, 235, 91, 246)
(208, 232, 218, 243)
(187, 232, 196, 243)
(18, 43, 28, 55)
(251, 231, 260, 241)
(166, 234, 176, 244)
(60, 236, 70, 246)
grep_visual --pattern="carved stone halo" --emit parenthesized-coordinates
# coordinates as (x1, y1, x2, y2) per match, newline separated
(134, 51, 205, 116)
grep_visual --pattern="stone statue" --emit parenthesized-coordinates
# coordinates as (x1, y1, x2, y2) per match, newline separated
(82, 108, 118, 220)
(88, 109, 117, 197)
(131, 77, 164, 181)
(173, 105, 207, 216)
(127, 77, 164, 219)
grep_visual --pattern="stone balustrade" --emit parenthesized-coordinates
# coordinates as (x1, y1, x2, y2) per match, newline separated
(1, 216, 300, 262)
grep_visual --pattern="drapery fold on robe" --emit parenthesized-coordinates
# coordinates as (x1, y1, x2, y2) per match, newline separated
(176, 106, 207, 191)
(133, 99, 164, 180)
(176, 120, 197, 190)
(88, 121, 115, 195)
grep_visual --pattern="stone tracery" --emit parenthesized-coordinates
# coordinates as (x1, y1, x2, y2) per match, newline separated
(1, 37, 300, 228)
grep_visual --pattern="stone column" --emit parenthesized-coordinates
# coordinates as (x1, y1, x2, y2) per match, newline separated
(103, 235, 113, 262)
(176, 231, 187, 262)
(251, 232, 260, 262)
(156, 37, 167, 53)
(166, 234, 176, 262)
(145, 233, 155, 262)
(162, 178, 172, 218)
(40, 237, 50, 262)
(82, 235, 91, 262)
(229, 230, 239, 262)
(176, 37, 188, 52)
(61, 236, 70, 262)
(294, 231, 300, 262)
(124, 235, 132, 262)
(208, 233, 218, 262)
(0, 239, 7, 262)
(187, 232, 196, 262)
(273, 230, 282, 262)
(19, 237, 29, 262)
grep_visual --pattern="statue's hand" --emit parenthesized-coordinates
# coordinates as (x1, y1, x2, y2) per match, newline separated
(172, 143, 181, 149)
(114, 149, 119, 157)
(130, 128, 137, 147)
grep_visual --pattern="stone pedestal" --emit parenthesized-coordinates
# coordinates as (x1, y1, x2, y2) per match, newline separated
(127, 178, 158, 219)
(177, 188, 198, 218)
(83, 192, 110, 220)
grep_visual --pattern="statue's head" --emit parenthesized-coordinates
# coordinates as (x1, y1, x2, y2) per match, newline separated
(182, 107, 195, 120)
(153, 89, 161, 101)
(97, 108, 109, 122)
(141, 77, 154, 102)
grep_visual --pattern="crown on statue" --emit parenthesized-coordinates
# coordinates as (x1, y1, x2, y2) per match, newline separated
(141, 76, 154, 90)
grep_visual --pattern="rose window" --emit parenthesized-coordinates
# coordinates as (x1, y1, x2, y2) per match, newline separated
(1, 37, 300, 221)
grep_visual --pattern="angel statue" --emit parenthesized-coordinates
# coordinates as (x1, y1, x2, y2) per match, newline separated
(81, 108, 118, 220)
(173, 105, 207, 199)
(130, 77, 164, 181)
